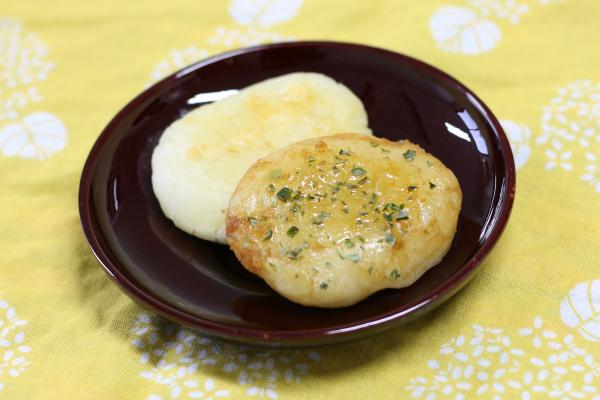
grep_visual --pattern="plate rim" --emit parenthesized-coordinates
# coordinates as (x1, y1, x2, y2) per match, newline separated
(79, 40, 516, 344)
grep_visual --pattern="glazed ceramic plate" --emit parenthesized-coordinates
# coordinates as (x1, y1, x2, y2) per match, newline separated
(79, 41, 515, 347)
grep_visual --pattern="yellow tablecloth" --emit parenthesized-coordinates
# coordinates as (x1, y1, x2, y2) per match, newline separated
(1, 0, 599, 398)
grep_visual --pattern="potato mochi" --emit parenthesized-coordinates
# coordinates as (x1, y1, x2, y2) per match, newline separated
(226, 133, 462, 308)
(151, 73, 371, 244)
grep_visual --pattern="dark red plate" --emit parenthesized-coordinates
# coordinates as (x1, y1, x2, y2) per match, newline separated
(79, 41, 515, 347)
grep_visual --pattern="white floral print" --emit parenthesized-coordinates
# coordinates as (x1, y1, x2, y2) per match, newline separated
(0, 19, 53, 121)
(406, 317, 599, 399)
(429, 6, 502, 55)
(536, 80, 600, 192)
(501, 119, 531, 169)
(560, 280, 600, 342)
(0, 112, 67, 160)
(0, 298, 30, 391)
(0, 18, 67, 160)
(469, 0, 529, 23)
(132, 313, 320, 399)
(207, 26, 293, 48)
(229, 0, 303, 28)
(429, 0, 564, 55)
(147, 47, 210, 86)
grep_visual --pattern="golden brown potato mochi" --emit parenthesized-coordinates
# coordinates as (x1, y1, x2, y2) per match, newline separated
(227, 133, 462, 308)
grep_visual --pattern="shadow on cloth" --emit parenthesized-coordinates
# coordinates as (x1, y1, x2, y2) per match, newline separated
(74, 216, 475, 389)
(117, 283, 471, 392)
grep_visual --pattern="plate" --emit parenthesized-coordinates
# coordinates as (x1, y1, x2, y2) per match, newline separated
(79, 41, 515, 347)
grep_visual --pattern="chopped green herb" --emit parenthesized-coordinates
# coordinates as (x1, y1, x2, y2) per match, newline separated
(269, 169, 282, 179)
(383, 202, 404, 212)
(429, 181, 436, 189)
(287, 247, 303, 260)
(426, 160, 433, 167)
(306, 155, 316, 163)
(339, 149, 352, 156)
(358, 176, 369, 185)
(267, 183, 276, 192)
(325, 262, 332, 268)
(342, 207, 349, 214)
(390, 269, 401, 280)
(344, 239, 355, 248)
(291, 203, 301, 213)
(351, 166, 366, 177)
(346, 253, 361, 263)
(383, 203, 409, 221)
(287, 226, 299, 237)
(332, 181, 344, 193)
(381, 147, 391, 153)
(358, 211, 369, 217)
(346, 183, 358, 190)
(311, 211, 331, 225)
(320, 211, 331, 220)
(320, 282, 329, 289)
(268, 262, 277, 270)
(408, 185, 418, 191)
(403, 149, 416, 161)
(395, 209, 409, 221)
(369, 141, 379, 148)
(263, 230, 273, 241)
(368, 266, 374, 274)
(248, 217, 258, 227)
(276, 187, 292, 202)
(385, 232, 396, 245)
(369, 193, 378, 205)
(357, 236, 366, 243)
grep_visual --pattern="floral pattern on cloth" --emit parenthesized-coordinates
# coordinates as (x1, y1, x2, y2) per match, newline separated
(406, 279, 600, 399)
(0, 18, 67, 160)
(0, 297, 30, 391)
(536, 81, 600, 193)
(429, 0, 564, 55)
(501, 119, 532, 170)
(131, 313, 321, 399)
(146, 0, 299, 86)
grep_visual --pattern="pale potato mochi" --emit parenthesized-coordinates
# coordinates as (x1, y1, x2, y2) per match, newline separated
(151, 73, 371, 243)
(227, 133, 462, 308)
